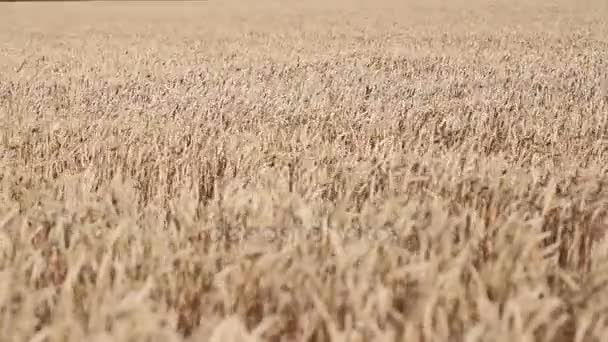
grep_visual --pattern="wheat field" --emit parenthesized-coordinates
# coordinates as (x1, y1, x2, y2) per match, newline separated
(1, 0, 608, 341)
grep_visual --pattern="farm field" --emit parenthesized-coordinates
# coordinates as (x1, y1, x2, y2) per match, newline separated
(1, 0, 608, 341)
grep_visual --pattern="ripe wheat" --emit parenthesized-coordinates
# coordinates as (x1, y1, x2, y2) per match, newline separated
(1, 0, 608, 341)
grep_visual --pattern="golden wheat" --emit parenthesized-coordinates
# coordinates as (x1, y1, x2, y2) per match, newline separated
(1, 0, 608, 341)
